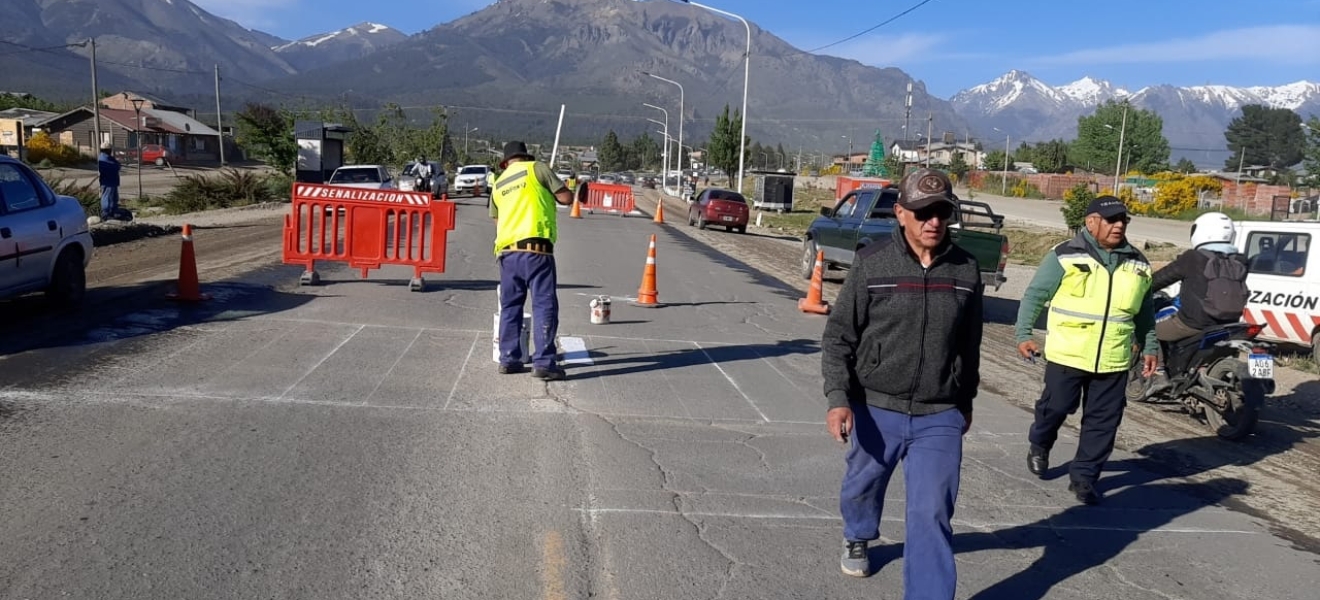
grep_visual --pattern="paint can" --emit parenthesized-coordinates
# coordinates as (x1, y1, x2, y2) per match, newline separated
(492, 285, 532, 362)
(589, 295, 612, 325)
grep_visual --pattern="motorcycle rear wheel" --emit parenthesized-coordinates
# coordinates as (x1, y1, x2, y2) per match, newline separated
(1204, 359, 1260, 441)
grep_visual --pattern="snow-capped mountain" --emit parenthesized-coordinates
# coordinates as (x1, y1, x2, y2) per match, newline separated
(272, 22, 409, 71)
(951, 71, 1320, 165)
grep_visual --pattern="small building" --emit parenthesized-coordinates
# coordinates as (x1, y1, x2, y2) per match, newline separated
(35, 91, 225, 161)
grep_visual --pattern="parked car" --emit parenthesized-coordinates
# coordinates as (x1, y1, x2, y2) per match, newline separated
(453, 165, 491, 196)
(116, 144, 171, 166)
(687, 188, 750, 234)
(327, 165, 396, 189)
(1232, 220, 1320, 363)
(0, 155, 93, 307)
(555, 168, 575, 182)
(802, 186, 1009, 290)
(399, 162, 447, 198)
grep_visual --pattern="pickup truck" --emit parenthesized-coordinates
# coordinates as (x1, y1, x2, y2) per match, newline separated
(801, 186, 1009, 291)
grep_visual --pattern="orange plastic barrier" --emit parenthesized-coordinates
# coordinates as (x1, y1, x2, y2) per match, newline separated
(282, 183, 457, 291)
(581, 183, 636, 215)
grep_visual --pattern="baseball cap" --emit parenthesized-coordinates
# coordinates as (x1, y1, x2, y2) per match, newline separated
(1086, 195, 1127, 219)
(897, 168, 956, 211)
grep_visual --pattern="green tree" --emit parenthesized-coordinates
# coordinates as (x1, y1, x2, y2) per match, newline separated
(948, 151, 970, 179)
(1174, 157, 1198, 174)
(598, 130, 625, 171)
(982, 149, 1007, 172)
(1032, 139, 1071, 173)
(706, 104, 741, 177)
(1224, 104, 1306, 171)
(1061, 183, 1097, 233)
(0, 93, 61, 112)
(1302, 116, 1320, 186)
(631, 132, 661, 170)
(882, 152, 904, 179)
(1073, 100, 1171, 175)
(233, 103, 297, 174)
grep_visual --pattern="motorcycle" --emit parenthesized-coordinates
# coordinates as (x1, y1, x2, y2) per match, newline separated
(1127, 292, 1276, 441)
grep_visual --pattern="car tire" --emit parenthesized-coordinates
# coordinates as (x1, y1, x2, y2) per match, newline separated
(801, 239, 818, 280)
(46, 247, 86, 308)
(154, 157, 165, 166)
(736, 226, 746, 234)
(697, 213, 707, 230)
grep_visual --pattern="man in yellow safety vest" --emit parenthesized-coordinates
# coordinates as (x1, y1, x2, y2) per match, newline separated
(1014, 196, 1159, 505)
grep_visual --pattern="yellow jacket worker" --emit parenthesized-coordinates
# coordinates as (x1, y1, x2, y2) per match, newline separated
(488, 141, 573, 380)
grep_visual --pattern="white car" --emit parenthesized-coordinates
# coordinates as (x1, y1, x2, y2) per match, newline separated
(453, 165, 491, 196)
(327, 165, 396, 190)
(0, 156, 93, 306)
(399, 162, 447, 198)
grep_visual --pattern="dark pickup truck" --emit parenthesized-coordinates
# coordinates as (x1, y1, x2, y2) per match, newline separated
(801, 186, 1009, 290)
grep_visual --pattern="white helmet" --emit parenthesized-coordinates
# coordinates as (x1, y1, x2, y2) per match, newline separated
(1190, 212, 1235, 249)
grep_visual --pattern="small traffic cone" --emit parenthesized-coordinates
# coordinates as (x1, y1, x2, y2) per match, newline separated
(636, 234, 660, 307)
(167, 223, 210, 302)
(570, 197, 583, 218)
(798, 249, 830, 315)
(653, 198, 665, 224)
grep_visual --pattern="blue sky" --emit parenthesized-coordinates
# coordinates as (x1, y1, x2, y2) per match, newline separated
(195, 0, 1320, 97)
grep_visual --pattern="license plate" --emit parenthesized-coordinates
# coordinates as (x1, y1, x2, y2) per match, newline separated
(1248, 353, 1274, 379)
(721, 215, 735, 222)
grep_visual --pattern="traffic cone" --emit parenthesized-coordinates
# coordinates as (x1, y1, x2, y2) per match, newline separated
(653, 198, 665, 224)
(636, 234, 660, 307)
(798, 249, 830, 315)
(570, 197, 583, 218)
(167, 223, 210, 302)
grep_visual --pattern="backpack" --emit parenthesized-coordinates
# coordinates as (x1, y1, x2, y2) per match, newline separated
(1200, 250, 1249, 321)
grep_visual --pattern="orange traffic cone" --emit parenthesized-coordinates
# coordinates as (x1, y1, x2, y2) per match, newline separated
(167, 223, 210, 302)
(798, 249, 830, 315)
(636, 234, 660, 307)
(570, 197, 583, 219)
(653, 198, 665, 224)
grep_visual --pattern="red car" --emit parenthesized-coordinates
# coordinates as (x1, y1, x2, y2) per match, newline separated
(687, 188, 750, 233)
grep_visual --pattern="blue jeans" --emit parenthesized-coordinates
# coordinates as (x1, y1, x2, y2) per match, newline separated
(840, 404, 965, 600)
(100, 185, 119, 218)
(498, 251, 559, 368)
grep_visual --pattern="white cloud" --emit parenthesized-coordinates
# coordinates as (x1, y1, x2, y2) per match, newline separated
(1033, 25, 1320, 66)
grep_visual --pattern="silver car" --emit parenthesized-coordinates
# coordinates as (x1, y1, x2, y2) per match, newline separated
(0, 156, 93, 306)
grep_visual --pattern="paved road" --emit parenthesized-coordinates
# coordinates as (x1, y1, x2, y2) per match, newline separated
(1, 195, 1315, 599)
(956, 189, 1193, 247)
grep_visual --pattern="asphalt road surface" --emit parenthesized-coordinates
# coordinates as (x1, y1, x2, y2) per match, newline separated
(1, 192, 1316, 599)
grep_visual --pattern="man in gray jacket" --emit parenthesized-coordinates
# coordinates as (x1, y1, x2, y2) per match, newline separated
(821, 168, 982, 599)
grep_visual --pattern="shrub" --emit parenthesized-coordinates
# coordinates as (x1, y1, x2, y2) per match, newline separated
(44, 173, 101, 216)
(161, 168, 276, 214)
(1126, 174, 1222, 217)
(262, 172, 295, 201)
(1009, 178, 1044, 199)
(25, 131, 84, 167)
(1061, 183, 1096, 232)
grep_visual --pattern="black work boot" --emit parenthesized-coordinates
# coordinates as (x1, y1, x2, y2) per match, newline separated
(1027, 446, 1049, 478)
(1068, 480, 1101, 505)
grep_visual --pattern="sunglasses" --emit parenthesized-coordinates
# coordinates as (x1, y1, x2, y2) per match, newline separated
(912, 204, 955, 222)
(1100, 214, 1131, 225)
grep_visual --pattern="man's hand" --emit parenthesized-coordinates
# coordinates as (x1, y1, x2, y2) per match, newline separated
(1142, 355, 1159, 378)
(961, 410, 973, 435)
(826, 407, 853, 444)
(1017, 340, 1041, 361)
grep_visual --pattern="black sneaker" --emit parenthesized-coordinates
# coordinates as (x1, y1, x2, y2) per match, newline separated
(840, 540, 869, 577)
(498, 363, 525, 375)
(1068, 480, 1101, 505)
(531, 365, 567, 381)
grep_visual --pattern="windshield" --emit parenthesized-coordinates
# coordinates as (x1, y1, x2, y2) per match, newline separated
(459, 166, 487, 175)
(330, 168, 381, 184)
(708, 190, 746, 204)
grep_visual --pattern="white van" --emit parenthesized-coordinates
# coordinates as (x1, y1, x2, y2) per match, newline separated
(1233, 220, 1320, 360)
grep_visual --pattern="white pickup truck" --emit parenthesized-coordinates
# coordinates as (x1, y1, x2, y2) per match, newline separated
(327, 165, 396, 190)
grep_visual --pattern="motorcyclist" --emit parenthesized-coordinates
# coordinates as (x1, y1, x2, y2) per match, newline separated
(1145, 212, 1250, 391)
(414, 156, 432, 193)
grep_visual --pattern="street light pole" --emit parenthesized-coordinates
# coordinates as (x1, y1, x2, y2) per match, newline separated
(465, 126, 478, 156)
(1113, 103, 1128, 194)
(640, 71, 685, 178)
(129, 96, 144, 200)
(675, 0, 749, 193)
(993, 127, 1009, 195)
(644, 103, 671, 194)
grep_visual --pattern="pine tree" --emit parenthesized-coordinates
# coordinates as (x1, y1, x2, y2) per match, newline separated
(863, 130, 888, 177)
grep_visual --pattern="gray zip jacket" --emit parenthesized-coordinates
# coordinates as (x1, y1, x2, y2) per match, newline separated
(821, 226, 984, 415)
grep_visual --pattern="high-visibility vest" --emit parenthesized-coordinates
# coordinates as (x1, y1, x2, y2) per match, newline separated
(1044, 237, 1152, 373)
(491, 161, 557, 255)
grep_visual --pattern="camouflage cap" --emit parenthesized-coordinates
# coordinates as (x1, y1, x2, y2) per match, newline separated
(896, 168, 956, 210)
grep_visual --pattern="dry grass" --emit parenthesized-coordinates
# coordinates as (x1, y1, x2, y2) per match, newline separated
(1005, 227, 1185, 266)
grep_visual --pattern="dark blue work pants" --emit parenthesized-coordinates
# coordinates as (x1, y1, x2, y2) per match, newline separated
(100, 185, 119, 219)
(498, 251, 559, 368)
(841, 404, 965, 600)
(1028, 361, 1128, 484)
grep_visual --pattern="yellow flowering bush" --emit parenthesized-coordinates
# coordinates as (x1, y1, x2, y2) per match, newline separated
(25, 131, 83, 166)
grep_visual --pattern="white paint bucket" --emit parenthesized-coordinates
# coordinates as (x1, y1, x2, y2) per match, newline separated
(589, 296, 612, 325)
(492, 312, 533, 363)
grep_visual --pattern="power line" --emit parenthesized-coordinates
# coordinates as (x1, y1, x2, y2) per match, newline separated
(807, 0, 937, 53)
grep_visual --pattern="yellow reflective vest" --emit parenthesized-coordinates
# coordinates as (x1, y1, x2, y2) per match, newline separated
(492, 161, 557, 255)
(1045, 236, 1153, 373)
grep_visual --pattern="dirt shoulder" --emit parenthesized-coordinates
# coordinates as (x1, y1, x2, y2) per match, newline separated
(642, 188, 1320, 548)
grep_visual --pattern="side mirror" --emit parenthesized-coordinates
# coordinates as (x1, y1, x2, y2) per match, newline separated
(820, 207, 833, 217)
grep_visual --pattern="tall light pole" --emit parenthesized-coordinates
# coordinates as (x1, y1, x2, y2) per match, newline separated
(842, 134, 852, 174)
(640, 71, 684, 177)
(644, 103, 671, 193)
(1104, 103, 1129, 194)
(465, 126, 479, 156)
(674, 0, 749, 193)
(128, 95, 144, 200)
(993, 127, 1011, 195)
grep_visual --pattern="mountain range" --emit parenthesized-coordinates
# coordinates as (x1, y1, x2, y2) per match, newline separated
(1, 0, 1315, 165)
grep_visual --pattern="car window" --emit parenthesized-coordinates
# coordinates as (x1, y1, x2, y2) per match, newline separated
(708, 190, 746, 204)
(869, 190, 897, 219)
(330, 168, 381, 184)
(833, 195, 857, 218)
(0, 163, 43, 213)
(1246, 232, 1310, 277)
(460, 166, 486, 175)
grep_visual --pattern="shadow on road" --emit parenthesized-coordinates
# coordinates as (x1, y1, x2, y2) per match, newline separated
(567, 337, 819, 379)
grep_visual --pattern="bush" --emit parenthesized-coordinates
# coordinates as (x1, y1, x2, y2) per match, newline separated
(25, 131, 84, 167)
(1130, 174, 1222, 217)
(262, 172, 295, 201)
(1061, 183, 1096, 232)
(44, 172, 101, 216)
(161, 168, 276, 214)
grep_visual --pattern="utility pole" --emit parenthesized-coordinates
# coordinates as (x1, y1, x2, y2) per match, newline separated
(924, 112, 933, 168)
(89, 38, 102, 151)
(214, 65, 225, 166)
(904, 82, 913, 142)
